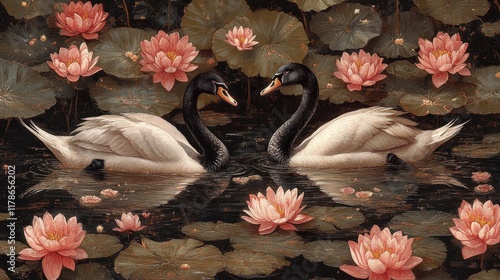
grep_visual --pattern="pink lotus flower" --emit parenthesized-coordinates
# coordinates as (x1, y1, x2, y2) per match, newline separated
(340, 225, 423, 280)
(18, 213, 87, 280)
(334, 50, 388, 92)
(113, 212, 146, 233)
(100, 188, 119, 198)
(225, 26, 259, 51)
(471, 171, 492, 183)
(55, 1, 108, 40)
(48, 42, 101, 83)
(79, 195, 102, 206)
(415, 32, 470, 88)
(241, 186, 314, 235)
(139, 31, 199, 91)
(450, 199, 500, 259)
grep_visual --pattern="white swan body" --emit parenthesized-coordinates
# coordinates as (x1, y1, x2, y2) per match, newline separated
(21, 72, 238, 174)
(261, 63, 465, 169)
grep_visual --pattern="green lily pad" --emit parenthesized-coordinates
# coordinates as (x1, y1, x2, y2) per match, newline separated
(212, 10, 309, 78)
(452, 134, 500, 159)
(389, 210, 455, 237)
(231, 231, 305, 258)
(400, 86, 467, 116)
(92, 27, 156, 79)
(413, 237, 447, 271)
(59, 263, 111, 280)
(468, 269, 500, 280)
(114, 238, 225, 279)
(287, 0, 345, 12)
(303, 240, 352, 267)
(310, 3, 382, 50)
(181, 221, 245, 241)
(386, 61, 429, 80)
(300, 206, 365, 230)
(224, 250, 289, 277)
(463, 66, 500, 114)
(0, 59, 55, 118)
(90, 76, 179, 115)
(1, 0, 57, 19)
(369, 10, 434, 58)
(413, 0, 490, 25)
(172, 110, 231, 127)
(481, 22, 500, 37)
(181, 0, 251, 50)
(79, 234, 123, 259)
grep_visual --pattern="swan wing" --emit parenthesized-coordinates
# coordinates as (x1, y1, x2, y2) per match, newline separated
(295, 107, 419, 155)
(71, 114, 198, 161)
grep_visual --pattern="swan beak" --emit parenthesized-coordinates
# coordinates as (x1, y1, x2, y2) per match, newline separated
(216, 86, 238, 107)
(260, 77, 282, 96)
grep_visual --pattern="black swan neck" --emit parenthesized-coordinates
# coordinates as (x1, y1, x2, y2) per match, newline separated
(268, 70, 319, 165)
(183, 83, 229, 172)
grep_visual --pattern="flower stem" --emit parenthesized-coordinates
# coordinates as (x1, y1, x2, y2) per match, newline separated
(480, 253, 485, 271)
(395, 0, 400, 35)
(122, 0, 130, 27)
(73, 83, 79, 123)
(246, 76, 251, 114)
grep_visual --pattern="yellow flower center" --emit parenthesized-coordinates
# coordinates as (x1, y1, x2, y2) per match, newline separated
(238, 36, 247, 44)
(367, 245, 393, 259)
(468, 213, 493, 227)
(355, 60, 362, 70)
(273, 203, 285, 217)
(166, 51, 178, 62)
(65, 58, 80, 68)
(46, 231, 63, 241)
(432, 49, 451, 58)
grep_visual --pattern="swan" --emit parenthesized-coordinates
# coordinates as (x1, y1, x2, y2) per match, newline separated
(20, 72, 238, 173)
(260, 63, 465, 168)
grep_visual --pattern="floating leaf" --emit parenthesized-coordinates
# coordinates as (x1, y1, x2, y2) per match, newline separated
(90, 76, 179, 115)
(413, 0, 490, 25)
(212, 10, 308, 78)
(59, 263, 111, 280)
(79, 234, 123, 259)
(0, 17, 63, 65)
(92, 27, 156, 79)
(400, 86, 467, 116)
(231, 231, 304, 258)
(287, 0, 345, 12)
(481, 22, 500, 37)
(417, 269, 453, 280)
(224, 250, 289, 277)
(0, 240, 27, 255)
(181, 221, 245, 241)
(389, 210, 455, 237)
(0, 213, 10, 221)
(385, 61, 429, 80)
(379, 61, 428, 106)
(181, 0, 251, 50)
(452, 134, 500, 159)
(463, 66, 500, 114)
(0, 59, 55, 118)
(303, 240, 352, 267)
(310, 3, 382, 50)
(301, 206, 364, 230)
(369, 10, 434, 58)
(413, 237, 447, 271)
(468, 269, 500, 280)
(0, 270, 7, 280)
(114, 238, 225, 279)
(1, 0, 57, 19)
(172, 111, 231, 127)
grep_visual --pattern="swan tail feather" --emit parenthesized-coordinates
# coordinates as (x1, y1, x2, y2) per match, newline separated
(19, 119, 71, 163)
(427, 119, 466, 146)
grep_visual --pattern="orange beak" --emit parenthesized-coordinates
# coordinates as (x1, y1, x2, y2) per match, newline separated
(216, 85, 238, 107)
(260, 77, 282, 96)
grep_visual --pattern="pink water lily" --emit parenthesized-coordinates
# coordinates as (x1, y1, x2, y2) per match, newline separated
(471, 171, 491, 183)
(18, 213, 87, 280)
(415, 32, 470, 88)
(55, 1, 108, 40)
(450, 199, 500, 259)
(47, 42, 101, 83)
(225, 26, 259, 51)
(340, 225, 423, 280)
(334, 50, 387, 91)
(241, 186, 314, 235)
(139, 31, 199, 91)
(113, 212, 146, 233)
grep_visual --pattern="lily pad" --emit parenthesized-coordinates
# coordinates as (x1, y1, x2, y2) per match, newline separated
(310, 3, 382, 50)
(0, 59, 55, 118)
(300, 206, 365, 230)
(90, 76, 179, 115)
(385, 61, 429, 80)
(413, 0, 490, 25)
(0, 240, 27, 255)
(399, 86, 467, 116)
(172, 110, 231, 127)
(181, 0, 251, 50)
(413, 237, 447, 271)
(287, 0, 345, 12)
(463, 66, 500, 114)
(468, 269, 500, 280)
(224, 250, 289, 277)
(1, 0, 58, 19)
(0, 213, 10, 221)
(114, 238, 225, 279)
(0, 270, 7, 280)
(231, 231, 305, 258)
(417, 269, 453, 280)
(389, 210, 455, 237)
(92, 27, 157, 79)
(303, 240, 352, 267)
(369, 10, 434, 58)
(481, 22, 500, 37)
(212, 10, 309, 78)
(181, 221, 245, 241)
(452, 134, 500, 159)
(79, 234, 123, 259)
(59, 263, 111, 280)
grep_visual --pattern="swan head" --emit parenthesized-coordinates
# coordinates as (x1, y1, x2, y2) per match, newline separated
(260, 63, 311, 96)
(194, 72, 238, 107)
